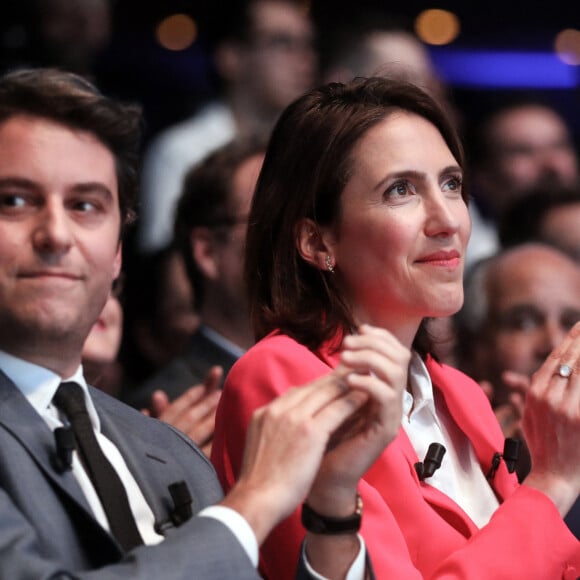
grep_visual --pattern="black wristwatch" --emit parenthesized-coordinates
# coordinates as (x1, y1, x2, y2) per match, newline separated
(301, 493, 363, 535)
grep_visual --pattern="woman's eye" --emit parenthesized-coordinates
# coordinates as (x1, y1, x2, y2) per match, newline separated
(386, 181, 410, 197)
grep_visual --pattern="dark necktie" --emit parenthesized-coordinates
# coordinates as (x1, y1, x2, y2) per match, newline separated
(53, 381, 144, 551)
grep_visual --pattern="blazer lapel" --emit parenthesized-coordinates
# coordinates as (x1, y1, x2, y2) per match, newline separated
(92, 388, 196, 530)
(398, 426, 478, 538)
(426, 357, 518, 501)
(0, 371, 94, 514)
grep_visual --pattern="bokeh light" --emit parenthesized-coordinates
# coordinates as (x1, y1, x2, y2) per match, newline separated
(156, 14, 197, 52)
(415, 9, 460, 46)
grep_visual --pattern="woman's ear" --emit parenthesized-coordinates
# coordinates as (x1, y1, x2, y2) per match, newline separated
(295, 218, 335, 271)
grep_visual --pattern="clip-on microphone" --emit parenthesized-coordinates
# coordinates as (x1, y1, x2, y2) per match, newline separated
(52, 426, 75, 473)
(169, 481, 193, 526)
(486, 438, 522, 479)
(415, 442, 446, 481)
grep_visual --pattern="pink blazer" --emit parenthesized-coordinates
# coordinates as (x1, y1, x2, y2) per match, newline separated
(211, 332, 580, 579)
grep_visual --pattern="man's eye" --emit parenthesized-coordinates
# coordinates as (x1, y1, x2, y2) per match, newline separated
(562, 311, 580, 331)
(499, 313, 541, 332)
(73, 200, 98, 212)
(0, 194, 27, 208)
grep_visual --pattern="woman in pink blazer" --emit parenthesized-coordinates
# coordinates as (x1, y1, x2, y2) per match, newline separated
(211, 77, 580, 579)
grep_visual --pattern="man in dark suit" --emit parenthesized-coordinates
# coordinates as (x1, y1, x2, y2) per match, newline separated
(0, 67, 403, 578)
(126, 138, 266, 447)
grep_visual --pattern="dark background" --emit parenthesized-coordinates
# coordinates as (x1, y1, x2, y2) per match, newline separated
(1, 0, 579, 147)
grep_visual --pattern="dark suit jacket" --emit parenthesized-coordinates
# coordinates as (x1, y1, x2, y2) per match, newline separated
(125, 329, 239, 410)
(0, 370, 316, 579)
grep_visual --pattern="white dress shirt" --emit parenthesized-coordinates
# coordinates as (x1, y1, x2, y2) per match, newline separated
(403, 352, 500, 528)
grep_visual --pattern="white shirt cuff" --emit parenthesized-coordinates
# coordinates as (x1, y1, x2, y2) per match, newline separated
(197, 505, 259, 567)
(302, 534, 366, 580)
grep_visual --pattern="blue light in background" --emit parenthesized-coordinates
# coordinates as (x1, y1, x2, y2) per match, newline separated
(429, 49, 580, 88)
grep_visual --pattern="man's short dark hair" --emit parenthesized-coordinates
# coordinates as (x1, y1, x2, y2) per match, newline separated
(0, 67, 142, 235)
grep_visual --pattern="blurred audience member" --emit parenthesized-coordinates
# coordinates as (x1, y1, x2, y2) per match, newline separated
(126, 137, 265, 419)
(465, 98, 580, 263)
(35, 0, 112, 75)
(0, 0, 112, 76)
(137, 0, 317, 251)
(82, 291, 123, 396)
(119, 245, 200, 390)
(85, 278, 218, 455)
(454, 244, 580, 480)
(320, 13, 451, 116)
(499, 186, 580, 261)
(453, 243, 580, 537)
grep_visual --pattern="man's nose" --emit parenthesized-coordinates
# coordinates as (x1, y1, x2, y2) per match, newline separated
(32, 201, 73, 256)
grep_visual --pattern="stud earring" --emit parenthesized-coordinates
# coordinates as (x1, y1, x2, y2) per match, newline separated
(325, 255, 335, 273)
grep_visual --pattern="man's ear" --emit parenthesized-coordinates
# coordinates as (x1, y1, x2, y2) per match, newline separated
(190, 227, 220, 281)
(295, 218, 335, 271)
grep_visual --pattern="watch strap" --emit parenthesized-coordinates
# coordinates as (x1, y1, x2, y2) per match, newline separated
(301, 493, 363, 535)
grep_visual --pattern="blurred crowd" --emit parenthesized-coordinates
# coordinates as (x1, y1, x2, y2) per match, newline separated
(2, 0, 580, 576)
(0, 0, 580, 578)
(4, 0, 579, 462)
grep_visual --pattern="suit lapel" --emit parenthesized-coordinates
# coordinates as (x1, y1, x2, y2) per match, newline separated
(367, 357, 518, 541)
(0, 371, 94, 514)
(92, 387, 196, 529)
(398, 425, 478, 538)
(426, 357, 518, 501)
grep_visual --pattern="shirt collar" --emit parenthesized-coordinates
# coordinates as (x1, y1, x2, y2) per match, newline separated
(403, 351, 435, 419)
(0, 350, 99, 429)
(198, 324, 246, 358)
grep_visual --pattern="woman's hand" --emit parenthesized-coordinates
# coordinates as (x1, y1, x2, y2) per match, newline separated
(221, 324, 409, 545)
(306, 323, 410, 514)
(523, 322, 580, 515)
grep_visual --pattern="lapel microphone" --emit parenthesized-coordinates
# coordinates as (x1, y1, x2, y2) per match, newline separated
(487, 438, 522, 479)
(415, 442, 446, 481)
(52, 426, 76, 473)
(155, 481, 194, 534)
(169, 481, 193, 526)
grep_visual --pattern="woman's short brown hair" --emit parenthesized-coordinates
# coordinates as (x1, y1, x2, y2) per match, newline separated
(245, 76, 466, 355)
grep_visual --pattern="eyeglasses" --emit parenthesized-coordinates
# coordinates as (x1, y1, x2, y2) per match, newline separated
(249, 32, 314, 54)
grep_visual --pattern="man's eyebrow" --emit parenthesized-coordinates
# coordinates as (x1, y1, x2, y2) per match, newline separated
(0, 178, 114, 200)
(71, 182, 114, 199)
(0, 177, 39, 189)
